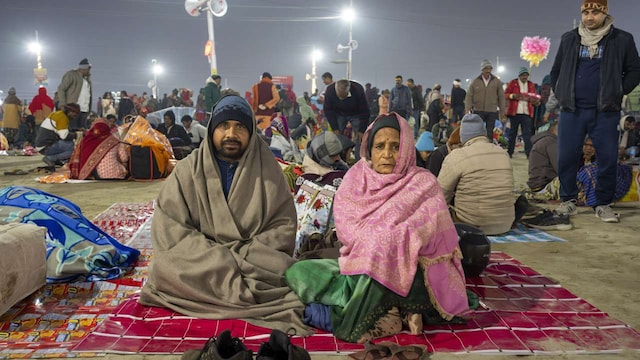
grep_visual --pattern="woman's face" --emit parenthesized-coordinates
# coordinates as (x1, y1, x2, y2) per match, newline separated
(583, 139, 595, 158)
(370, 127, 400, 174)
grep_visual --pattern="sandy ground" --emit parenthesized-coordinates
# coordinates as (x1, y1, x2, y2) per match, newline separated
(0, 153, 639, 359)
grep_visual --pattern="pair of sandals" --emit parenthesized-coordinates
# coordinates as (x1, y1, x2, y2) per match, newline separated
(349, 342, 430, 360)
(182, 329, 311, 360)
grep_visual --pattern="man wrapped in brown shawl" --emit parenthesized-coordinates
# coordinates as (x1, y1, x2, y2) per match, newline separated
(139, 95, 310, 335)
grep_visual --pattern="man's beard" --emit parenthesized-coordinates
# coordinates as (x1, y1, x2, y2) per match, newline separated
(216, 139, 245, 160)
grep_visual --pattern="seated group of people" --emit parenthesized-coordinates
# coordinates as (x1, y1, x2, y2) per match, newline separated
(139, 94, 500, 344)
(34, 103, 210, 179)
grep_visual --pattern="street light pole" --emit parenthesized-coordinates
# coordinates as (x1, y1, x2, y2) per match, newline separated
(337, 7, 356, 80)
(206, 10, 217, 75)
(347, 22, 353, 80)
(151, 59, 158, 99)
(185, 0, 227, 76)
(311, 50, 321, 94)
(34, 30, 42, 69)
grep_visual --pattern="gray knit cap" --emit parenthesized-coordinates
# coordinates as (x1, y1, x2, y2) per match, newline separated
(209, 95, 254, 136)
(460, 114, 486, 144)
(480, 59, 493, 70)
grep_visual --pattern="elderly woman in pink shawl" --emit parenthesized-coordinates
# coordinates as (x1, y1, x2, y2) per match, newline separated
(285, 113, 469, 343)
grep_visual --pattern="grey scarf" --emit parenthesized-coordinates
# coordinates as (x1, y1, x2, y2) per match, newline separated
(578, 16, 614, 59)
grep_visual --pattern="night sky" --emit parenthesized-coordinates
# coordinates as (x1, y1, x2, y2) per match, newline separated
(1, 0, 639, 105)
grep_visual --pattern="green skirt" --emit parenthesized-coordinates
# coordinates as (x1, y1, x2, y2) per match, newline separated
(285, 259, 451, 343)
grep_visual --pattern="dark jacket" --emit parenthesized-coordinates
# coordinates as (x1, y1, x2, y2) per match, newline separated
(423, 145, 448, 177)
(204, 82, 221, 113)
(157, 123, 191, 146)
(550, 26, 640, 112)
(323, 81, 370, 133)
(451, 86, 466, 108)
(527, 130, 558, 190)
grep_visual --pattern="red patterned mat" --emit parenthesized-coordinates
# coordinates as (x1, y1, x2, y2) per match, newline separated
(3, 202, 640, 357)
(73, 252, 640, 356)
(0, 202, 154, 359)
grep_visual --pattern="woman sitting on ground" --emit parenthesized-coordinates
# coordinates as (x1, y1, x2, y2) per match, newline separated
(528, 136, 632, 205)
(286, 113, 469, 343)
(69, 118, 129, 180)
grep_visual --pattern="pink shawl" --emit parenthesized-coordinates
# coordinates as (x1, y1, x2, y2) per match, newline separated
(334, 112, 468, 318)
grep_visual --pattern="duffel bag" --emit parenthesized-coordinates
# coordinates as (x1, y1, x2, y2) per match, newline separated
(129, 145, 164, 180)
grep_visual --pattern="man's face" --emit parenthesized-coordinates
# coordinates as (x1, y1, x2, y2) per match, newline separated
(406, 80, 414, 88)
(213, 120, 250, 162)
(482, 66, 493, 77)
(79, 68, 91, 77)
(519, 73, 529, 82)
(370, 127, 400, 174)
(582, 9, 607, 30)
(163, 116, 172, 127)
(336, 83, 350, 100)
(624, 120, 635, 131)
(181, 120, 191, 129)
(214, 78, 222, 85)
(322, 77, 332, 85)
(395, 77, 402, 87)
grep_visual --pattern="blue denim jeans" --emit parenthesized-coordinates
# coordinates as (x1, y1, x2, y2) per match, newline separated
(43, 140, 75, 162)
(558, 109, 619, 205)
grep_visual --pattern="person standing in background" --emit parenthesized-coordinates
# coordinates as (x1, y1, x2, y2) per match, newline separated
(389, 75, 412, 120)
(1, 87, 22, 146)
(505, 67, 539, 158)
(407, 78, 424, 138)
(450, 79, 466, 124)
(57, 58, 92, 131)
(550, 0, 640, 223)
(465, 59, 507, 140)
(251, 72, 280, 132)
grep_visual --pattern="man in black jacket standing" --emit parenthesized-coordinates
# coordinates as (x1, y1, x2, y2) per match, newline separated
(323, 79, 370, 160)
(550, 0, 640, 223)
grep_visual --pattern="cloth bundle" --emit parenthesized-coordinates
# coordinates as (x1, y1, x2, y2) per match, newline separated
(0, 223, 46, 315)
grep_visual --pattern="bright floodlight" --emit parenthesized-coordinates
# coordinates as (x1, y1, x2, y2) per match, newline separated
(28, 41, 41, 53)
(497, 65, 506, 73)
(312, 49, 322, 61)
(153, 64, 163, 75)
(341, 8, 355, 23)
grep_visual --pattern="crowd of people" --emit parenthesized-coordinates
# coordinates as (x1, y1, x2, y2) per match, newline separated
(2, 0, 640, 350)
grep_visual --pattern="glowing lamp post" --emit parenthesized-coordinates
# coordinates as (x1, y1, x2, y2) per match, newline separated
(150, 59, 163, 99)
(185, 0, 228, 76)
(337, 7, 357, 80)
(28, 32, 42, 70)
(307, 49, 322, 94)
(28, 30, 47, 86)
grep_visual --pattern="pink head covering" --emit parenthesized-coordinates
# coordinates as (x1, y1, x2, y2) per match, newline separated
(334, 112, 468, 318)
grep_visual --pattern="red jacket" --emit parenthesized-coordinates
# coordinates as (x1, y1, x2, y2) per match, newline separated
(505, 79, 537, 117)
